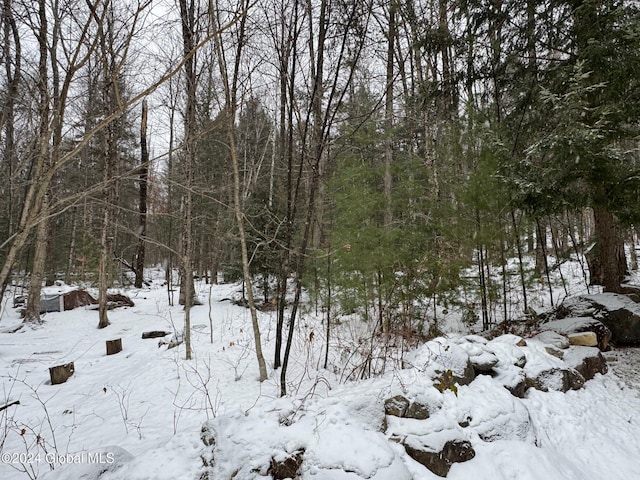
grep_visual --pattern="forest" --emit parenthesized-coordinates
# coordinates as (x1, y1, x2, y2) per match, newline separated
(1, 0, 639, 389)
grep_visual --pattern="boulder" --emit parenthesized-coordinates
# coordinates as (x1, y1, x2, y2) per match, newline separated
(384, 395, 410, 418)
(268, 449, 304, 480)
(552, 294, 640, 346)
(403, 437, 475, 478)
(525, 368, 585, 392)
(493, 366, 527, 398)
(563, 347, 608, 381)
(459, 376, 535, 443)
(405, 402, 431, 421)
(568, 332, 598, 347)
(384, 394, 436, 420)
(456, 341, 499, 374)
(533, 331, 570, 349)
(484, 338, 528, 397)
(544, 345, 565, 359)
(542, 316, 612, 351)
(450, 361, 476, 386)
(405, 339, 476, 387)
(487, 339, 527, 368)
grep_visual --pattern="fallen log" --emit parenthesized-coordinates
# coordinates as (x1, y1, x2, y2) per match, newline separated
(142, 331, 171, 339)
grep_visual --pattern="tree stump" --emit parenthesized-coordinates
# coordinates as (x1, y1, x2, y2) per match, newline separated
(106, 338, 122, 355)
(49, 362, 74, 385)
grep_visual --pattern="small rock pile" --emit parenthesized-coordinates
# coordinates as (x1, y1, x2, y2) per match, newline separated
(199, 332, 608, 479)
(383, 333, 606, 476)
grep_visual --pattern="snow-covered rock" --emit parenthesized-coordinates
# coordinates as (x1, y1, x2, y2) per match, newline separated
(200, 395, 412, 480)
(552, 294, 640, 346)
(563, 346, 608, 381)
(522, 340, 584, 392)
(533, 331, 570, 349)
(403, 435, 475, 478)
(542, 316, 612, 350)
(455, 338, 500, 374)
(405, 337, 475, 386)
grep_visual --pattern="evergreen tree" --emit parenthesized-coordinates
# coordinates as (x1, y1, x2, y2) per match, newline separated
(507, 1, 640, 291)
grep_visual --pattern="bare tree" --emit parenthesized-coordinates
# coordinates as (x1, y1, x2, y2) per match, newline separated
(134, 98, 149, 288)
(0, 0, 22, 283)
(22, 0, 54, 324)
(0, 0, 239, 312)
(178, 0, 198, 359)
(211, 0, 268, 381)
(279, 0, 370, 396)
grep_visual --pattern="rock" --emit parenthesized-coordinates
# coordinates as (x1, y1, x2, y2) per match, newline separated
(526, 368, 585, 392)
(406, 339, 476, 386)
(568, 332, 598, 347)
(268, 449, 304, 480)
(533, 331, 570, 349)
(493, 366, 527, 398)
(504, 376, 527, 399)
(487, 340, 527, 368)
(461, 376, 535, 442)
(385, 395, 409, 417)
(456, 341, 499, 374)
(551, 294, 640, 347)
(405, 401, 431, 420)
(544, 346, 565, 359)
(485, 338, 528, 397)
(345, 394, 387, 432)
(384, 395, 434, 420)
(403, 438, 475, 478)
(452, 361, 476, 386)
(543, 316, 613, 351)
(563, 347, 608, 381)
(543, 316, 612, 351)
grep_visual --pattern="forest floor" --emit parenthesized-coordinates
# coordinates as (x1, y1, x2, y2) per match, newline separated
(607, 347, 640, 389)
(0, 268, 639, 479)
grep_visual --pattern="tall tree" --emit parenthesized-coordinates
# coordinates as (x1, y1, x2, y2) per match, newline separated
(23, 0, 59, 324)
(134, 99, 149, 288)
(179, 0, 199, 358)
(0, 0, 21, 281)
(211, 0, 269, 381)
(279, 0, 370, 395)
(511, 0, 640, 292)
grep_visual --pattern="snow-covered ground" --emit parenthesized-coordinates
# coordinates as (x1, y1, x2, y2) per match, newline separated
(0, 270, 639, 480)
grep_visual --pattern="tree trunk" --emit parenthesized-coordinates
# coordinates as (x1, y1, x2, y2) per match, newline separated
(211, 0, 268, 381)
(178, 0, 197, 360)
(535, 217, 547, 275)
(383, 1, 395, 229)
(23, 0, 50, 325)
(1, 0, 21, 265)
(23, 200, 50, 324)
(229, 114, 268, 381)
(593, 207, 627, 292)
(274, 0, 300, 370)
(134, 99, 149, 288)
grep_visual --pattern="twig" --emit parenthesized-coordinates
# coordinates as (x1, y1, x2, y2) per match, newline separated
(0, 400, 20, 411)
